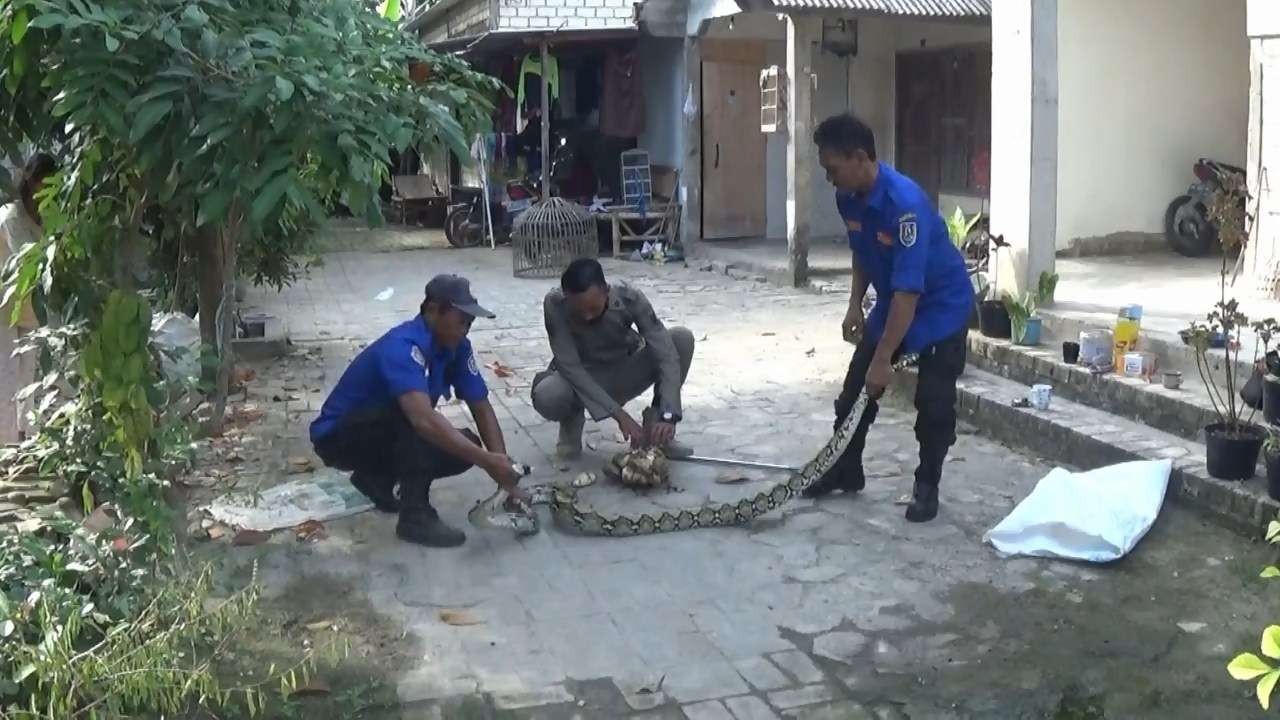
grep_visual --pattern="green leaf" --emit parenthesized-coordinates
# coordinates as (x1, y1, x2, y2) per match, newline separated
(274, 76, 295, 101)
(1231, 652, 1275, 680)
(104, 33, 119, 52)
(1267, 520, 1280, 542)
(198, 186, 234, 227)
(1261, 669, 1280, 710)
(130, 98, 173, 143)
(27, 13, 67, 30)
(12, 8, 30, 44)
(250, 172, 293, 223)
(1263, 626, 1280, 660)
(1262, 566, 1280, 579)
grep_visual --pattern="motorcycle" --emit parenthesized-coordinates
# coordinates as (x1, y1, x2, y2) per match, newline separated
(1164, 158, 1246, 257)
(443, 136, 586, 248)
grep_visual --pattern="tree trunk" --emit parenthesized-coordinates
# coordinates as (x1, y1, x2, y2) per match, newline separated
(193, 212, 239, 435)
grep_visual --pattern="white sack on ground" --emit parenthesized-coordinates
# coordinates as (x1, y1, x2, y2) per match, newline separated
(983, 459, 1172, 563)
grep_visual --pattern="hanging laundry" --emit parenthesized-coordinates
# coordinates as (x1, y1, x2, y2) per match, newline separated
(517, 53, 561, 114)
(599, 47, 644, 139)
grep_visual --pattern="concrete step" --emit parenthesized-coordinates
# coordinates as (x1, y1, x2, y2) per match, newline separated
(1038, 306, 1252, 381)
(888, 364, 1278, 537)
(965, 331, 1232, 444)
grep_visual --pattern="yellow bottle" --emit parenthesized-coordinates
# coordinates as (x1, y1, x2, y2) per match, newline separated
(1113, 305, 1142, 372)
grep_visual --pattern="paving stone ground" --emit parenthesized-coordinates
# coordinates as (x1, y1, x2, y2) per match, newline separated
(207, 228, 1276, 719)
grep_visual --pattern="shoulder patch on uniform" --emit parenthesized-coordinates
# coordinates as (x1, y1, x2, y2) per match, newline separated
(846, 219, 862, 232)
(898, 212, 918, 248)
(876, 231, 893, 247)
(410, 345, 425, 367)
(467, 353, 480, 376)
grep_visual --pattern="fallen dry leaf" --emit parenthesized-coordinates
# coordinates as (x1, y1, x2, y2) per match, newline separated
(805, 348, 816, 357)
(485, 361, 515, 378)
(207, 525, 227, 541)
(438, 609, 482, 626)
(287, 456, 316, 475)
(287, 680, 330, 699)
(761, 332, 776, 337)
(295, 520, 327, 543)
(82, 505, 118, 533)
(232, 529, 272, 546)
(232, 367, 257, 386)
(231, 404, 264, 425)
(714, 473, 749, 485)
(304, 618, 335, 632)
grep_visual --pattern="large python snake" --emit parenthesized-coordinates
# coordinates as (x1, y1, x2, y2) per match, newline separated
(468, 354, 920, 537)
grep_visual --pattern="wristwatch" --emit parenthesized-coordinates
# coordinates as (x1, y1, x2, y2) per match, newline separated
(660, 411, 680, 424)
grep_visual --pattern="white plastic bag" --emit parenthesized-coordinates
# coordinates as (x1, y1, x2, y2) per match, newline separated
(983, 459, 1172, 563)
(151, 312, 201, 384)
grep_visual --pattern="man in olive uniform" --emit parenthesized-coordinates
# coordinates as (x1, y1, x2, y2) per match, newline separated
(532, 258, 695, 459)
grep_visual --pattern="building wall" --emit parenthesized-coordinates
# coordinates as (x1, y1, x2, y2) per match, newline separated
(638, 36, 687, 169)
(496, 0, 635, 31)
(419, 0, 490, 43)
(1056, 0, 1248, 250)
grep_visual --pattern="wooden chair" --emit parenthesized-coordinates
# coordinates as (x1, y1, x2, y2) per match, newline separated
(390, 175, 441, 225)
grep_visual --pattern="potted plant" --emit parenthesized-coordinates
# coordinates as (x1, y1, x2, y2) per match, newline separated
(978, 233, 1012, 339)
(1002, 291, 1042, 346)
(945, 206, 982, 250)
(1265, 429, 1280, 501)
(1038, 270, 1059, 306)
(1186, 172, 1266, 481)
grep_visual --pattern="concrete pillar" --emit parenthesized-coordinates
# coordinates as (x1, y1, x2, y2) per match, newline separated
(1246, 0, 1280, 297)
(989, 0, 1057, 299)
(786, 14, 820, 288)
(680, 34, 703, 250)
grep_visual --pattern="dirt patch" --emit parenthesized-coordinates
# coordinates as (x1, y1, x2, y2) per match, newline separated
(197, 560, 416, 719)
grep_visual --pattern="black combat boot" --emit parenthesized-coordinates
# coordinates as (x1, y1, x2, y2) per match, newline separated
(351, 471, 399, 513)
(905, 481, 939, 522)
(801, 463, 866, 499)
(906, 442, 946, 522)
(395, 480, 465, 547)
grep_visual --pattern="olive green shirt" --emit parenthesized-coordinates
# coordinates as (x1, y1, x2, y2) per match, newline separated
(543, 282, 682, 421)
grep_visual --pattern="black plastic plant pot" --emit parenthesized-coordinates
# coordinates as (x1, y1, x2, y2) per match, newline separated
(1205, 422, 1264, 481)
(1265, 375, 1280, 426)
(1268, 450, 1280, 502)
(1062, 341, 1080, 364)
(978, 300, 1011, 339)
(967, 301, 980, 330)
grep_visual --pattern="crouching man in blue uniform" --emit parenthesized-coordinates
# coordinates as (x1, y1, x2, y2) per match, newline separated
(310, 274, 526, 547)
(801, 114, 973, 523)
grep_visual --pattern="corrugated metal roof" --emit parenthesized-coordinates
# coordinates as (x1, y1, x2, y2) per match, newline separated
(766, 0, 989, 16)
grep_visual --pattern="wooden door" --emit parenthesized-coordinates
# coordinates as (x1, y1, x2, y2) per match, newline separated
(702, 59, 766, 239)
(895, 52, 941, 203)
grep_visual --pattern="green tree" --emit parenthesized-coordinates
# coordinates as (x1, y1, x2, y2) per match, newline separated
(0, 0, 499, 426)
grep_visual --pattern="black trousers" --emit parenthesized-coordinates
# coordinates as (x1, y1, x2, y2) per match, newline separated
(313, 403, 480, 500)
(828, 330, 968, 487)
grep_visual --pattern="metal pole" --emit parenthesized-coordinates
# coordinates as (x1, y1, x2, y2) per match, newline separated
(477, 136, 496, 249)
(540, 40, 550, 197)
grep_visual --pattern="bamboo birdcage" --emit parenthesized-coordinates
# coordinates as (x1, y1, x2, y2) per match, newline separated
(511, 197, 598, 278)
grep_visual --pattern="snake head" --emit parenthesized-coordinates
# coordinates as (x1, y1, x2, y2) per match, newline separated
(894, 353, 921, 370)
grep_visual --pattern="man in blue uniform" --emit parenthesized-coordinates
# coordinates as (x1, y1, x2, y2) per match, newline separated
(802, 114, 973, 523)
(311, 274, 526, 547)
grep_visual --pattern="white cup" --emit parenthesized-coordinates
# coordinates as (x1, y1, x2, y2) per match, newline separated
(1028, 384, 1053, 411)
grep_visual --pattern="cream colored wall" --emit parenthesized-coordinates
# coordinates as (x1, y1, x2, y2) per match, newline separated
(1056, 0, 1248, 249)
(703, 13, 991, 240)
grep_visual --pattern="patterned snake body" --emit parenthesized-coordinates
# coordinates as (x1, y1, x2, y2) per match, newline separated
(469, 354, 919, 537)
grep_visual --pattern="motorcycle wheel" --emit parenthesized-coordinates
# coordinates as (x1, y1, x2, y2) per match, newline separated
(1164, 195, 1216, 257)
(444, 206, 478, 249)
